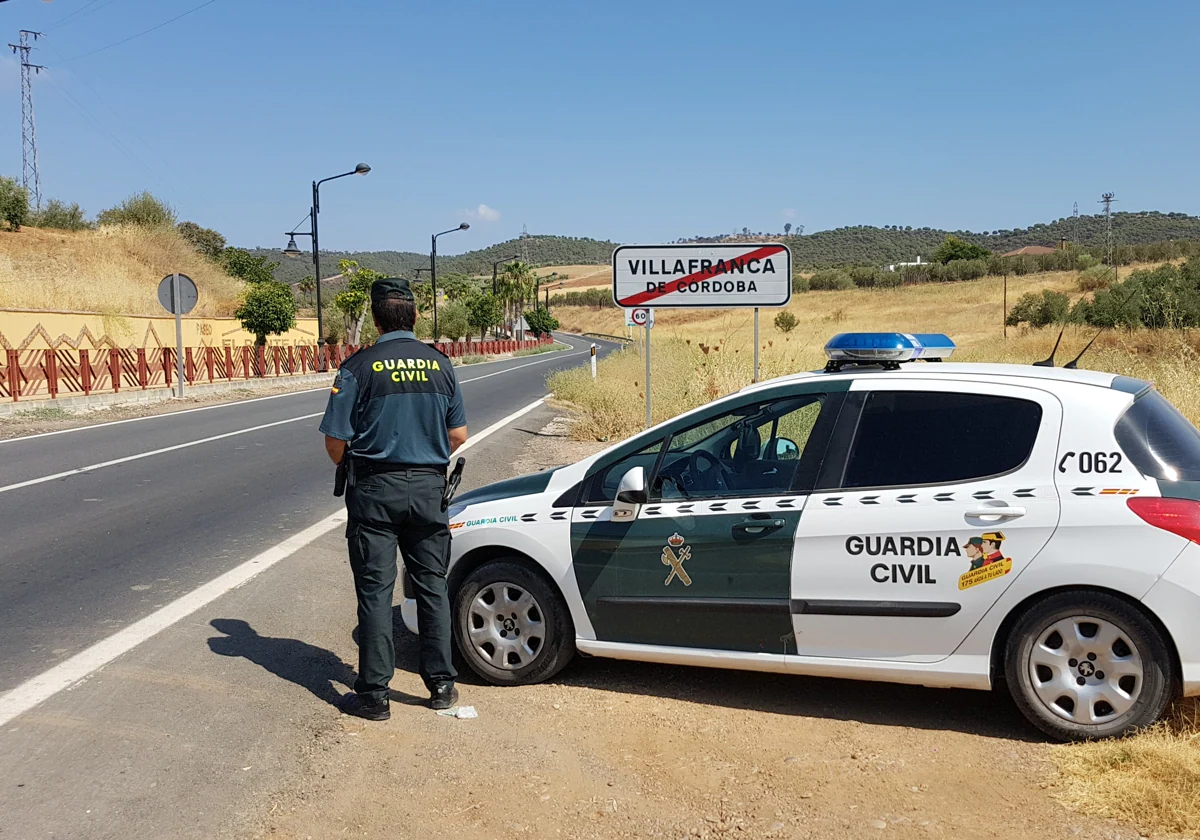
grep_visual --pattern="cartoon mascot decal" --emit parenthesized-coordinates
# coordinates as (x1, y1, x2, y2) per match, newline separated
(958, 531, 1013, 590)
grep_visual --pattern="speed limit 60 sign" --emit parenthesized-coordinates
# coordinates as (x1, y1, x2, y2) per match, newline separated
(630, 307, 654, 328)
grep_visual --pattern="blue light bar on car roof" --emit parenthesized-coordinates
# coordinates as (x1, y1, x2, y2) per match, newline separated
(824, 332, 956, 363)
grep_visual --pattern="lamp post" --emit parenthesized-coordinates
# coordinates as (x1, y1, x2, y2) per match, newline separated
(492, 255, 519, 296)
(431, 223, 469, 340)
(534, 272, 558, 311)
(283, 162, 370, 371)
(545, 281, 565, 311)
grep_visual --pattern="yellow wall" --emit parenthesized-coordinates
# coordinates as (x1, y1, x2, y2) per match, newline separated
(0, 309, 320, 352)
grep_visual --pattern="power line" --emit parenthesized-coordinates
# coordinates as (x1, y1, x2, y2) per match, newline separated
(45, 0, 121, 33)
(57, 0, 218, 64)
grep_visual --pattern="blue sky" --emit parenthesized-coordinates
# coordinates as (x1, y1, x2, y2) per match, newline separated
(1, 0, 1196, 254)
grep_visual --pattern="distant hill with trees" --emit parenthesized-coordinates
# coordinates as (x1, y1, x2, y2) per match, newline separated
(255, 234, 618, 285)
(250, 211, 1200, 283)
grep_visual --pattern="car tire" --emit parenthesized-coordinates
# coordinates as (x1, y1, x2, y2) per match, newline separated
(453, 559, 575, 686)
(1005, 591, 1175, 741)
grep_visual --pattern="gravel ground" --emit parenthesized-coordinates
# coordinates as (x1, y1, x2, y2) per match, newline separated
(256, 415, 1162, 840)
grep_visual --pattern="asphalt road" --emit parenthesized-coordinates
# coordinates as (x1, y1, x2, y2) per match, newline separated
(0, 333, 619, 695)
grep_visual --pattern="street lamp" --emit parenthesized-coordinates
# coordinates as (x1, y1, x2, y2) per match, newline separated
(534, 272, 558, 311)
(492, 254, 519, 296)
(431, 223, 469, 339)
(283, 162, 370, 370)
(545, 281, 565, 311)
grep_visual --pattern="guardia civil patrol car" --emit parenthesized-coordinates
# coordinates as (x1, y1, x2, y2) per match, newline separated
(401, 332, 1200, 741)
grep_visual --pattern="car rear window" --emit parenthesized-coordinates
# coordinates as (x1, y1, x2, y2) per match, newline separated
(1114, 390, 1200, 481)
(842, 391, 1043, 488)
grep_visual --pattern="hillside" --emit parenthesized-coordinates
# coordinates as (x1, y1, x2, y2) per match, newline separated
(0, 225, 244, 316)
(255, 234, 618, 285)
(253, 211, 1200, 282)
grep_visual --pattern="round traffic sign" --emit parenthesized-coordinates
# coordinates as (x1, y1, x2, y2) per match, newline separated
(157, 273, 198, 315)
(631, 307, 650, 327)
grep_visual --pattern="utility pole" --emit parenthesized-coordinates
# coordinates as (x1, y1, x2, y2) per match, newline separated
(1100, 192, 1117, 271)
(1071, 202, 1079, 247)
(9, 30, 45, 210)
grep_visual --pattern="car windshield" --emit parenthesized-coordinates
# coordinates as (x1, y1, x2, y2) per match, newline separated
(1115, 390, 1200, 481)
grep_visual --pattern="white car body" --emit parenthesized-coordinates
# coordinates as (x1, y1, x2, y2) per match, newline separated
(402, 362, 1200, 721)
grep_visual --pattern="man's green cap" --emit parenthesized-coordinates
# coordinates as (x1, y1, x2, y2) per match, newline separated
(371, 277, 415, 305)
(963, 536, 984, 548)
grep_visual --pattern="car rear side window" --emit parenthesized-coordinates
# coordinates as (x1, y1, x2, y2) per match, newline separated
(842, 391, 1043, 488)
(1114, 390, 1200, 481)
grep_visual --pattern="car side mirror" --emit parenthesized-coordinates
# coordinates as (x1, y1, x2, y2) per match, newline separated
(613, 466, 646, 521)
(769, 438, 799, 461)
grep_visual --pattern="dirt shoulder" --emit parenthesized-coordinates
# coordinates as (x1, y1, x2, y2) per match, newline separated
(258, 414, 1160, 840)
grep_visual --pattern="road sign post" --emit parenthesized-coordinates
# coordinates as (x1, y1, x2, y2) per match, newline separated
(614, 243, 790, 418)
(590, 343, 597, 380)
(644, 322, 652, 428)
(157, 273, 198, 398)
(753, 307, 760, 383)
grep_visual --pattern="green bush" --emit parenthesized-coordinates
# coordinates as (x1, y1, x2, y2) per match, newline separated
(437, 301, 471, 342)
(791, 274, 810, 293)
(774, 311, 798, 332)
(523, 308, 560, 337)
(1077, 261, 1200, 329)
(236, 281, 297, 347)
(1077, 264, 1115, 291)
(558, 287, 616, 308)
(177, 221, 226, 260)
(223, 248, 279, 284)
(932, 235, 990, 263)
(1005, 290, 1071, 327)
(1076, 253, 1100, 270)
(414, 316, 433, 340)
(97, 191, 176, 228)
(0, 176, 30, 231)
(466, 292, 503, 340)
(848, 266, 880, 288)
(30, 198, 90, 231)
(808, 269, 854, 291)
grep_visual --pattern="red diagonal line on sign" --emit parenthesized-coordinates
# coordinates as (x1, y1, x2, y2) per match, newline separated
(616, 245, 787, 307)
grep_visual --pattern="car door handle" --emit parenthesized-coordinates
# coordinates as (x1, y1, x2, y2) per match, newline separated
(732, 518, 786, 537)
(965, 506, 1027, 521)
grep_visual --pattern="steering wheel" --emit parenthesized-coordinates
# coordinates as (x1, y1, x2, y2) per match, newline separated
(688, 449, 734, 493)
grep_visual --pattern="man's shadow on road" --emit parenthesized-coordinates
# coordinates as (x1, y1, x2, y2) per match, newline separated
(208, 618, 425, 709)
(208, 619, 357, 707)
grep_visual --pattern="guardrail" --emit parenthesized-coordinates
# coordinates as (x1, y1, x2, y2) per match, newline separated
(0, 336, 552, 403)
(581, 332, 634, 344)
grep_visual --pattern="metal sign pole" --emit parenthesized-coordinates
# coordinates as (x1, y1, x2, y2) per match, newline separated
(753, 307, 760, 383)
(644, 323, 652, 428)
(173, 273, 185, 398)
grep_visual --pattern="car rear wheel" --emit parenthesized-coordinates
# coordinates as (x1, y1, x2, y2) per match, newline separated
(1005, 591, 1175, 741)
(453, 559, 575, 686)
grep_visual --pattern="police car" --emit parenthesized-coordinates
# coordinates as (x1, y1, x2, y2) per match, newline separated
(401, 332, 1200, 741)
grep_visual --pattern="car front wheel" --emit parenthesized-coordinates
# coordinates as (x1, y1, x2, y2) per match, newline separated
(1005, 591, 1175, 741)
(453, 559, 575, 686)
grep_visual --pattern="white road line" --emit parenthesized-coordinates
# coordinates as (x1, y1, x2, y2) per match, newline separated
(0, 413, 324, 495)
(0, 385, 332, 445)
(0, 396, 547, 727)
(459, 349, 587, 383)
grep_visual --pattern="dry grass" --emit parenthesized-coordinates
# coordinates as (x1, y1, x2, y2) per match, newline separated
(551, 265, 1200, 440)
(0, 226, 245, 316)
(1052, 699, 1200, 835)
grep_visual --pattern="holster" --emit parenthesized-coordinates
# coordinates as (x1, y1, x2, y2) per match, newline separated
(333, 457, 355, 497)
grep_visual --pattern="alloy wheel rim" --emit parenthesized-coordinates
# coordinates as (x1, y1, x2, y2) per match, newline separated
(467, 582, 546, 670)
(1027, 615, 1144, 725)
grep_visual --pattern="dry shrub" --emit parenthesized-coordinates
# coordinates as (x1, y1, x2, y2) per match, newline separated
(0, 225, 244, 315)
(1052, 698, 1200, 835)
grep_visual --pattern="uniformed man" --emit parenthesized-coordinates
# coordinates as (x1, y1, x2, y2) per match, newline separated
(980, 531, 1007, 566)
(963, 536, 986, 570)
(319, 277, 468, 721)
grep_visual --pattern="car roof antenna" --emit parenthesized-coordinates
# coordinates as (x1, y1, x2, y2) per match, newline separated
(1033, 326, 1064, 367)
(1064, 330, 1102, 369)
(1064, 285, 1140, 369)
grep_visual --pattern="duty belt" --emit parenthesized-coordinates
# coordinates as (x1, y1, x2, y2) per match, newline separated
(352, 459, 447, 479)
